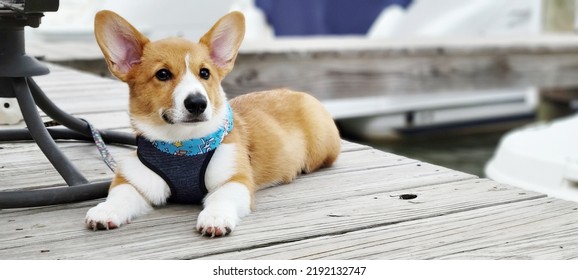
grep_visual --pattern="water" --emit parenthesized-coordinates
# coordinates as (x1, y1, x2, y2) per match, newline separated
(352, 131, 507, 178)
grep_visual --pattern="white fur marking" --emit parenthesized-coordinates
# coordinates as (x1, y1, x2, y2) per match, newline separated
(197, 182, 251, 235)
(205, 143, 237, 193)
(173, 53, 212, 120)
(85, 183, 152, 228)
(118, 153, 171, 206)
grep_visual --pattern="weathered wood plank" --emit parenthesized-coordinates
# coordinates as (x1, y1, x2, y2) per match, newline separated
(29, 40, 104, 61)
(0, 142, 132, 190)
(226, 49, 578, 101)
(0, 176, 538, 259)
(26, 64, 130, 115)
(0, 110, 132, 131)
(202, 197, 578, 260)
(226, 36, 578, 101)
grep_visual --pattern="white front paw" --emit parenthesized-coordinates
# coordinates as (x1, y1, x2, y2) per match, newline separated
(85, 202, 127, 230)
(84, 184, 153, 231)
(196, 206, 240, 237)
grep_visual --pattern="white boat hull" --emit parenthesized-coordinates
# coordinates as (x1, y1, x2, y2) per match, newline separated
(486, 114, 578, 202)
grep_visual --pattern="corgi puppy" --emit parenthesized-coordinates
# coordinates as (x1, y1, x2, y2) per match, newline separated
(85, 10, 341, 237)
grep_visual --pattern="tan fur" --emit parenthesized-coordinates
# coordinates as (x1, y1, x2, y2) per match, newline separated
(94, 10, 340, 235)
(110, 171, 129, 188)
(228, 89, 340, 190)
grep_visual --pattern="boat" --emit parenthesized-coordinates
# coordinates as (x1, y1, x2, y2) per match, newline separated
(486, 114, 578, 202)
(327, 87, 537, 140)
(337, 0, 543, 138)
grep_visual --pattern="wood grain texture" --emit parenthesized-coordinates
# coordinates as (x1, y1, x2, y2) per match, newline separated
(224, 36, 578, 99)
(0, 176, 541, 259)
(203, 197, 578, 260)
(224, 49, 578, 101)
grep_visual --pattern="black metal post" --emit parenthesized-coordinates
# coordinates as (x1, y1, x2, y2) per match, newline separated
(0, 25, 49, 77)
(13, 77, 89, 186)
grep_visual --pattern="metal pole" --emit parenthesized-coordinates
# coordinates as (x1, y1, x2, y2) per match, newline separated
(13, 77, 89, 186)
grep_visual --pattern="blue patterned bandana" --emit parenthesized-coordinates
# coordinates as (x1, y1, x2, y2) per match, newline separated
(150, 103, 233, 156)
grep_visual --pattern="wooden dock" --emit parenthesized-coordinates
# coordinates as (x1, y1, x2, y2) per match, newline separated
(1, 63, 578, 260)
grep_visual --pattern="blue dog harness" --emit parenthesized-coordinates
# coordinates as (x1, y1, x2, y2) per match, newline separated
(136, 104, 234, 204)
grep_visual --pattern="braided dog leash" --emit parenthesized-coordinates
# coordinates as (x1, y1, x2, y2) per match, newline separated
(85, 120, 118, 172)
(41, 119, 118, 172)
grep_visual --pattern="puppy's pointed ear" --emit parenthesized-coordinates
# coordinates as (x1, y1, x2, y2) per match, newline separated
(94, 10, 149, 81)
(199, 11, 245, 77)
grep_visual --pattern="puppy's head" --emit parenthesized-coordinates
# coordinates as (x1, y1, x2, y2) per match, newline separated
(94, 10, 245, 141)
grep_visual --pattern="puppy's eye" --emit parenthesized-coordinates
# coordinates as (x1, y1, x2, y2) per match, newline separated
(3, 103, 9, 109)
(199, 68, 210, 80)
(155, 69, 172, 81)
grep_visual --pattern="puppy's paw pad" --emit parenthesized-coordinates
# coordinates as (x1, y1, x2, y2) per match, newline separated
(85, 204, 125, 231)
(196, 208, 238, 238)
(86, 220, 119, 231)
(200, 226, 231, 237)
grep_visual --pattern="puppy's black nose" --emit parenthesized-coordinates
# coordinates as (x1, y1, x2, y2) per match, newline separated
(184, 94, 207, 116)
